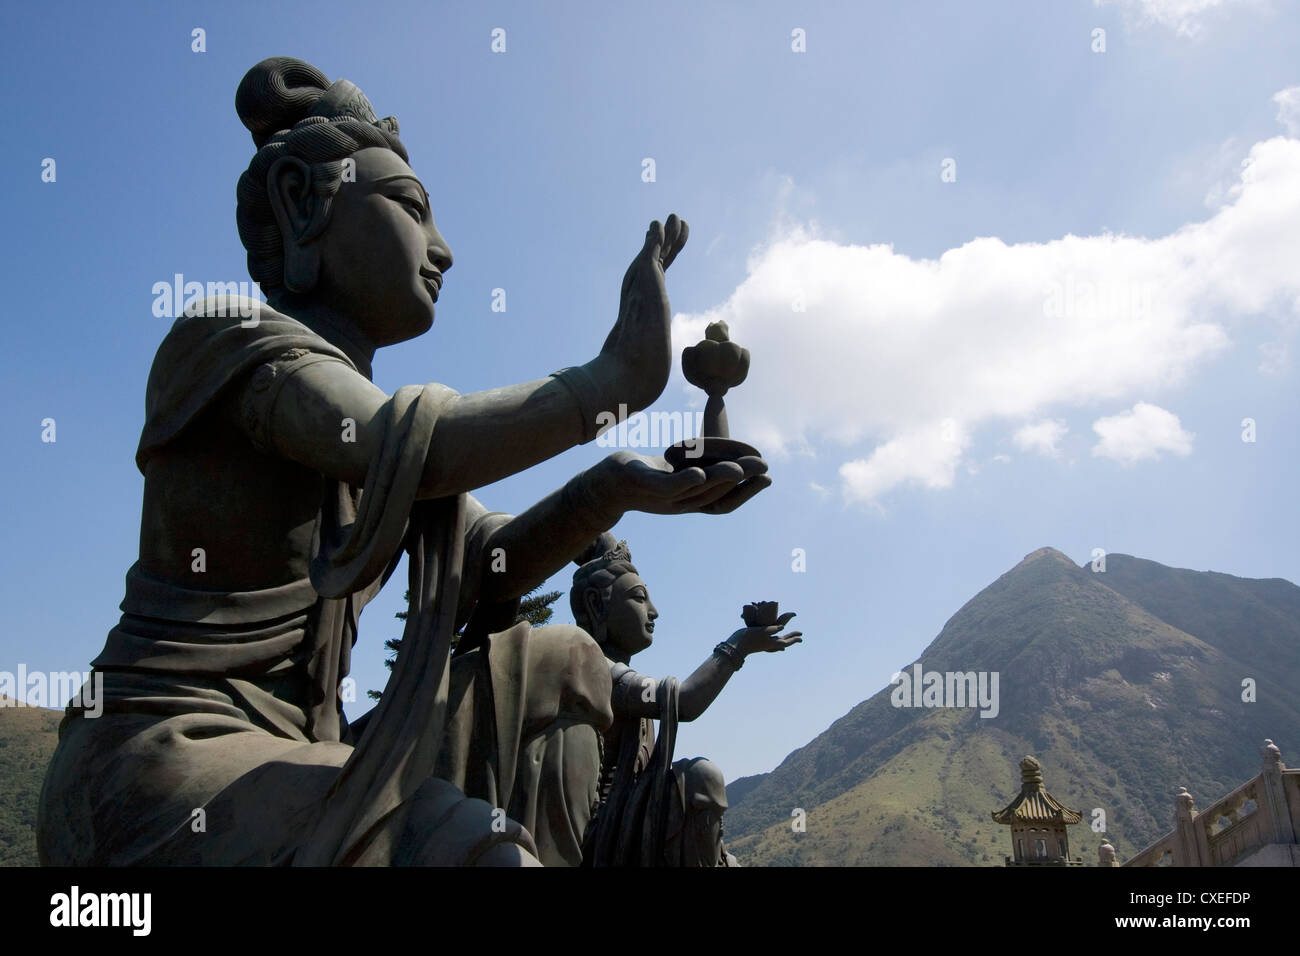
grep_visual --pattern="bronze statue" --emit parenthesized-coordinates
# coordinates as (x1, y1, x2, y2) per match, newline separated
(571, 536, 801, 866)
(36, 56, 770, 866)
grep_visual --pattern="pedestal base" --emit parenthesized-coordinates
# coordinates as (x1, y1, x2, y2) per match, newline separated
(664, 436, 762, 471)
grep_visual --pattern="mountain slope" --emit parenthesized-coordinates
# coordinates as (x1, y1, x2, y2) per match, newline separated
(0, 696, 60, 866)
(725, 548, 1300, 865)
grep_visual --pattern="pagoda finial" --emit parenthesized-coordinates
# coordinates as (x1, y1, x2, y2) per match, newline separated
(1020, 755, 1044, 792)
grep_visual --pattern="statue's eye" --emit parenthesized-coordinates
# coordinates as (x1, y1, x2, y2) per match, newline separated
(397, 196, 424, 221)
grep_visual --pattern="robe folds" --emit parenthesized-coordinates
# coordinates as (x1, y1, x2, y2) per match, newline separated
(37, 298, 611, 867)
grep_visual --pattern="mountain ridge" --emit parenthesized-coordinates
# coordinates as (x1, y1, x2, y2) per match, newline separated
(724, 548, 1300, 865)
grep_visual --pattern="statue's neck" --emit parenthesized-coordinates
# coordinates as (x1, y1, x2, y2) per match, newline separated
(269, 296, 376, 379)
(600, 638, 633, 667)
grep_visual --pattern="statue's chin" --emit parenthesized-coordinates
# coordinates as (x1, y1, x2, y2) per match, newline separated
(604, 633, 652, 660)
(378, 310, 434, 346)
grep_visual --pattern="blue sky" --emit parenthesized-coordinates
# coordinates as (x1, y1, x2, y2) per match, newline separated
(3, 0, 1298, 779)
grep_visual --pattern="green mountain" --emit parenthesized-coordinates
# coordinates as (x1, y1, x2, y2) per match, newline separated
(0, 696, 60, 866)
(724, 548, 1300, 866)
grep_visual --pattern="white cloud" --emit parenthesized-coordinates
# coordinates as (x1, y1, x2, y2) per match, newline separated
(1013, 420, 1069, 458)
(1189, 136, 1247, 209)
(1093, 0, 1259, 37)
(839, 422, 967, 509)
(672, 124, 1300, 506)
(1090, 402, 1194, 464)
(1274, 87, 1300, 138)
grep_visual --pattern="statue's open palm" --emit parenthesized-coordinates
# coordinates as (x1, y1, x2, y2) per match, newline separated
(593, 450, 770, 516)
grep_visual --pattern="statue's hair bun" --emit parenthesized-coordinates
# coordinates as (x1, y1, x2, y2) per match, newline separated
(575, 533, 622, 567)
(236, 57, 332, 149)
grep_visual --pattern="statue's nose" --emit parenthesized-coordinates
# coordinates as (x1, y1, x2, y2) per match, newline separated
(428, 225, 453, 273)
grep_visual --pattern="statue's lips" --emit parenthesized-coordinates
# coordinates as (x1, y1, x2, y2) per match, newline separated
(421, 274, 441, 302)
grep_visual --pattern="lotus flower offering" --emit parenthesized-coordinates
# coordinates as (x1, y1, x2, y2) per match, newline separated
(664, 320, 764, 471)
(742, 601, 781, 627)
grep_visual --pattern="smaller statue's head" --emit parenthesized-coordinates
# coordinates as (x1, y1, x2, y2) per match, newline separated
(235, 57, 451, 347)
(571, 538, 657, 662)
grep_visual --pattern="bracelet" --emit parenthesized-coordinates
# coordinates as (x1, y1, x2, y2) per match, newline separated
(713, 641, 744, 671)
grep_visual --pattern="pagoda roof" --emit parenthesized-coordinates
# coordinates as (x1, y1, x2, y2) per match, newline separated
(991, 756, 1083, 825)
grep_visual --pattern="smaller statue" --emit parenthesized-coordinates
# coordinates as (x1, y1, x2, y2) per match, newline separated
(571, 535, 802, 866)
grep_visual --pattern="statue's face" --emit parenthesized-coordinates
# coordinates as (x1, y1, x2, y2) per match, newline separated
(314, 146, 453, 346)
(600, 572, 658, 660)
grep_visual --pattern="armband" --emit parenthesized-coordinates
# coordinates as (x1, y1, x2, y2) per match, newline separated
(239, 348, 348, 456)
(549, 365, 604, 444)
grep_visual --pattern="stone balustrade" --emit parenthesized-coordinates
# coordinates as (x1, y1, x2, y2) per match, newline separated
(1124, 739, 1299, 867)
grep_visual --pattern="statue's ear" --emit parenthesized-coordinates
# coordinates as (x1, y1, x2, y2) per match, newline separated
(266, 155, 331, 293)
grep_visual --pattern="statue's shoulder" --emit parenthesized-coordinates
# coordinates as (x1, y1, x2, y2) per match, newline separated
(137, 298, 351, 471)
(150, 297, 334, 361)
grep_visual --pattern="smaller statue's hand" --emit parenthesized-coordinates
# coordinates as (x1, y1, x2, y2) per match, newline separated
(727, 612, 803, 656)
(591, 450, 769, 517)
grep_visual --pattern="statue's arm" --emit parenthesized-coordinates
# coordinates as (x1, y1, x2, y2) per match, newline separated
(474, 452, 771, 603)
(677, 651, 742, 721)
(610, 620, 802, 721)
(235, 352, 622, 497)
(611, 653, 739, 723)
(238, 216, 696, 493)
(475, 474, 621, 603)
(234, 352, 767, 605)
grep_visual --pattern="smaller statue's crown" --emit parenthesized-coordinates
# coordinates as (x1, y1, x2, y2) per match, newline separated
(602, 540, 632, 564)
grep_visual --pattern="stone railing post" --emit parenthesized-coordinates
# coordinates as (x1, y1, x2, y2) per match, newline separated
(1259, 739, 1296, 846)
(1172, 787, 1207, 866)
(1098, 838, 1118, 866)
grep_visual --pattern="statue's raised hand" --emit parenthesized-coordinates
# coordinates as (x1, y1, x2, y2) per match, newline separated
(597, 215, 689, 413)
(587, 448, 769, 519)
